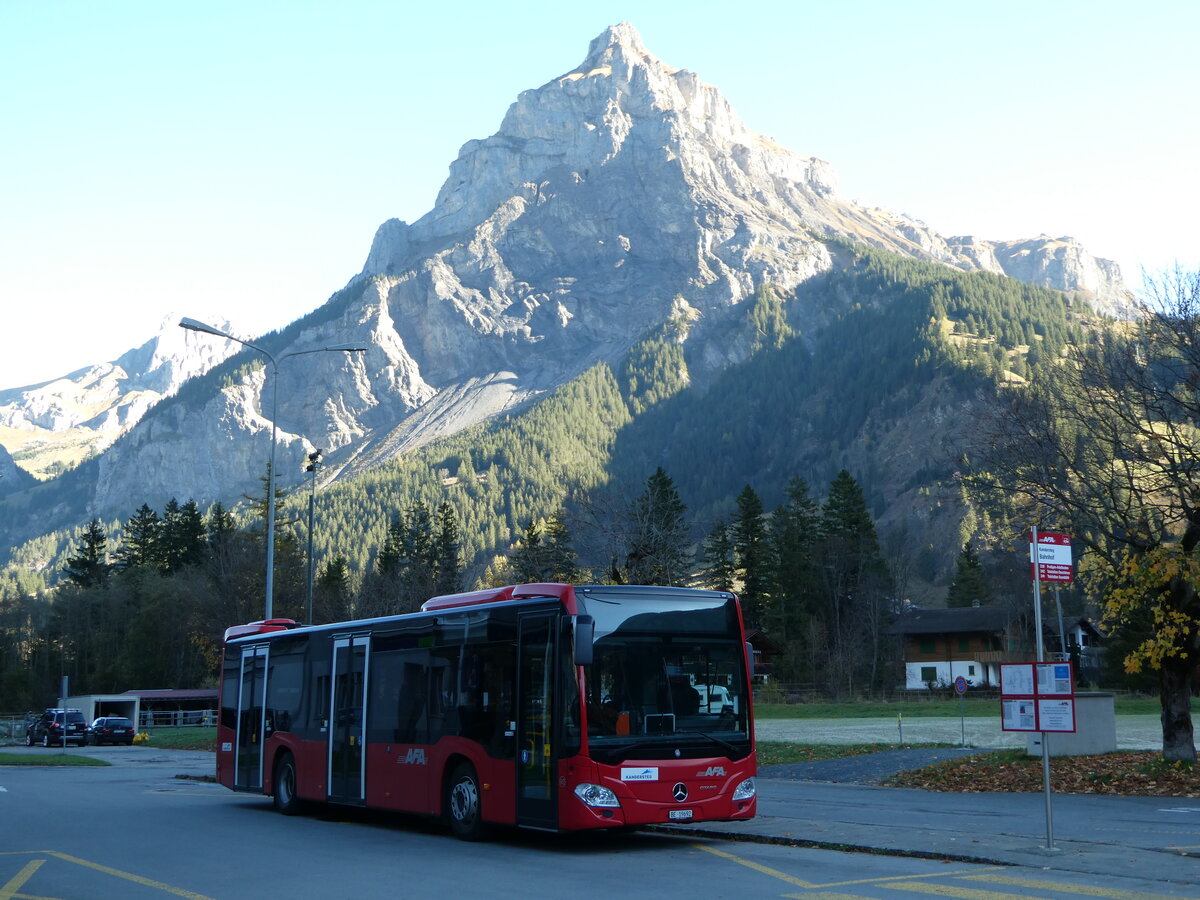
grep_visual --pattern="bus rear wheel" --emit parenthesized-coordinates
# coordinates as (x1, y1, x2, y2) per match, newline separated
(446, 763, 485, 841)
(273, 752, 302, 815)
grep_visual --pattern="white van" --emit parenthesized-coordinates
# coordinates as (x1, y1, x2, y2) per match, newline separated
(694, 684, 734, 714)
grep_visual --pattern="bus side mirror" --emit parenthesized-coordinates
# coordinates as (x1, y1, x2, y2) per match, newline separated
(574, 616, 595, 666)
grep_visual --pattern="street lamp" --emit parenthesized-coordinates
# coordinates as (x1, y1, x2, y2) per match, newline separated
(179, 317, 366, 620)
(304, 448, 323, 626)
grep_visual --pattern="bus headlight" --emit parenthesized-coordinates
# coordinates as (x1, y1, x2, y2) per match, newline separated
(732, 777, 756, 801)
(574, 783, 621, 808)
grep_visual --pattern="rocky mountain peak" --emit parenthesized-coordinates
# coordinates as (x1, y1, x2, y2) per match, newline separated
(580, 21, 654, 70)
(0, 313, 238, 478)
(0, 24, 1138, 547)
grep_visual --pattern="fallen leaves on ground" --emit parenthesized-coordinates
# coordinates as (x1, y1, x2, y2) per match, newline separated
(889, 750, 1199, 797)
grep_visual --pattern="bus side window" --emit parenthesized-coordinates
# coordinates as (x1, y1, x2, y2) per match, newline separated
(428, 648, 460, 742)
(267, 652, 302, 734)
(314, 674, 331, 731)
(488, 644, 517, 757)
(220, 654, 239, 730)
(396, 657, 428, 743)
(559, 618, 581, 755)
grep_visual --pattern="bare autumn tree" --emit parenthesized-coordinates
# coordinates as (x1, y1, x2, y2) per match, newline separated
(976, 267, 1200, 762)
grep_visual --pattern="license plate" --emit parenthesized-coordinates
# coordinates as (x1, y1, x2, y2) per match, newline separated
(668, 809, 693, 821)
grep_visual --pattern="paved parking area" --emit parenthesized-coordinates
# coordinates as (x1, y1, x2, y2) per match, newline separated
(0, 743, 214, 775)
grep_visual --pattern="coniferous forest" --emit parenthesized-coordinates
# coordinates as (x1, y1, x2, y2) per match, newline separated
(0, 243, 1166, 714)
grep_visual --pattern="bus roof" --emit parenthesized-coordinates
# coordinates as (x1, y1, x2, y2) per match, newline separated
(223, 618, 298, 642)
(421, 582, 574, 612)
(222, 585, 738, 644)
(421, 583, 735, 613)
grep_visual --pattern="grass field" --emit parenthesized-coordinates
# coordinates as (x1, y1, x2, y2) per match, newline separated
(0, 752, 110, 766)
(60, 697, 1181, 753)
(753, 696, 1178, 719)
(139, 727, 217, 751)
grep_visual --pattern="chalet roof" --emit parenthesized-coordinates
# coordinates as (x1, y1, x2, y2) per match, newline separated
(746, 629, 785, 655)
(889, 606, 1012, 636)
(1043, 616, 1105, 639)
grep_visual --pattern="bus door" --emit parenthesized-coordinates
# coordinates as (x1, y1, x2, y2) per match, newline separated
(235, 644, 269, 790)
(328, 634, 370, 804)
(516, 611, 556, 829)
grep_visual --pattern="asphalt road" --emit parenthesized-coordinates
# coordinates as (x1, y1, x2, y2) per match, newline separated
(2, 743, 1197, 898)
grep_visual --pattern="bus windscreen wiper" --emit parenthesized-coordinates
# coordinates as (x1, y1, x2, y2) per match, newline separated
(674, 730, 739, 756)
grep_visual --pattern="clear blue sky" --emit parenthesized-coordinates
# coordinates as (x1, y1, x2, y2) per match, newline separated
(2, 0, 1196, 389)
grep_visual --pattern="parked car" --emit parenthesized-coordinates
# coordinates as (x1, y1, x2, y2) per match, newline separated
(26, 708, 88, 747)
(88, 716, 136, 746)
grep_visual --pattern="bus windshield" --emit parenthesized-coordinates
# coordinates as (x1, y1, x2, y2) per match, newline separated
(580, 591, 750, 763)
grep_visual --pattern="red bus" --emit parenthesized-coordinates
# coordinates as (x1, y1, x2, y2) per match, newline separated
(217, 583, 757, 839)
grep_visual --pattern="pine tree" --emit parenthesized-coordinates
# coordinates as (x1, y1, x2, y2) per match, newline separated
(161, 498, 207, 574)
(945, 543, 991, 608)
(700, 519, 736, 593)
(246, 460, 289, 554)
(433, 501, 463, 595)
(63, 520, 110, 588)
(766, 476, 821, 640)
(543, 510, 579, 583)
(113, 504, 162, 571)
(625, 468, 690, 586)
(377, 514, 405, 576)
(732, 485, 769, 626)
(207, 502, 237, 547)
(314, 556, 353, 623)
(817, 470, 895, 697)
(509, 511, 580, 584)
(510, 519, 548, 584)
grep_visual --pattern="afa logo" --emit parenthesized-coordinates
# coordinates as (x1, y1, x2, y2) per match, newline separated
(399, 747, 427, 766)
(697, 766, 725, 777)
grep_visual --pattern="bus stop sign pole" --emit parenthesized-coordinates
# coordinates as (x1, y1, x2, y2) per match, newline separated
(1031, 527, 1057, 852)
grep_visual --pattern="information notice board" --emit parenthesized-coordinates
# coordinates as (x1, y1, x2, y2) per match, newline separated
(1000, 661, 1076, 733)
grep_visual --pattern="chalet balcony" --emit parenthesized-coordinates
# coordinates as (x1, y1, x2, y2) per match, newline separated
(973, 650, 1032, 664)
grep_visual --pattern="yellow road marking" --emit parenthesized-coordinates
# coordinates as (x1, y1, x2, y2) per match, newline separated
(694, 843, 1001, 892)
(27, 852, 216, 899)
(963, 873, 1184, 898)
(884, 883, 1038, 898)
(693, 843, 818, 888)
(0, 859, 43, 900)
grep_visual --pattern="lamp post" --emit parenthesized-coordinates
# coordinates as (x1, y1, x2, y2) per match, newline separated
(179, 317, 365, 620)
(304, 449, 323, 626)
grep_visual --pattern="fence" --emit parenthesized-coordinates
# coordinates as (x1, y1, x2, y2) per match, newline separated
(0, 710, 215, 744)
(139, 710, 215, 729)
(0, 715, 31, 746)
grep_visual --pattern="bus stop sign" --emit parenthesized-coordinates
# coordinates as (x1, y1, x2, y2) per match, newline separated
(1031, 531, 1073, 583)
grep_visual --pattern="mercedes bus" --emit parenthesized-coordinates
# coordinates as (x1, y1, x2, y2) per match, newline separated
(217, 583, 757, 839)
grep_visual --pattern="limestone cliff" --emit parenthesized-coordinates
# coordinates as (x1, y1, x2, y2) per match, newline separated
(0, 315, 237, 479)
(0, 23, 1136, 550)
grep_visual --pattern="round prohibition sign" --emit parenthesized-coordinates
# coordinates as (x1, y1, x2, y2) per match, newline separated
(954, 676, 967, 695)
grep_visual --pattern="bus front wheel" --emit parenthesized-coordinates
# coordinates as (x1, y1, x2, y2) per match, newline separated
(446, 763, 485, 841)
(273, 752, 302, 815)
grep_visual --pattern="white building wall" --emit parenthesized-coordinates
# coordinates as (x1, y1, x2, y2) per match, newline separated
(65, 694, 140, 723)
(903, 660, 988, 690)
